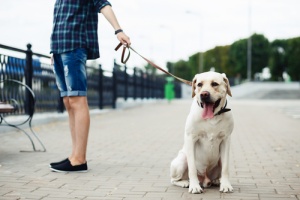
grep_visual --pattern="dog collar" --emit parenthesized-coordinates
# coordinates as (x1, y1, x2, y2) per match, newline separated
(215, 99, 231, 116)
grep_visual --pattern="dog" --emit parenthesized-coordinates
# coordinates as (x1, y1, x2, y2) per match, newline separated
(170, 71, 234, 194)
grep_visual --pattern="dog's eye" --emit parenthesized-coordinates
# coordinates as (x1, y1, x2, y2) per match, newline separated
(197, 83, 203, 87)
(211, 82, 219, 87)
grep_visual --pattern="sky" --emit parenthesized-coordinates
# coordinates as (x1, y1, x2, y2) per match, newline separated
(0, 0, 299, 71)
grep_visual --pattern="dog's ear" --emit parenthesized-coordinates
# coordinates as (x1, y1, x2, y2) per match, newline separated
(192, 76, 197, 98)
(222, 73, 232, 97)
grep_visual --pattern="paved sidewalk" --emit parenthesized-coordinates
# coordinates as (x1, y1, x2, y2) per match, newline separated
(0, 99, 300, 200)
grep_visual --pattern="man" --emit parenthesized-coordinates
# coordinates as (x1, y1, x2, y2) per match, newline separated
(50, 0, 131, 172)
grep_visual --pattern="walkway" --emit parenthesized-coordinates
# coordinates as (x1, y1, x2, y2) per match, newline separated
(0, 97, 300, 199)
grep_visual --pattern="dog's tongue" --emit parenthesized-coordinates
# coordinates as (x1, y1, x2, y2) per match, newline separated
(202, 103, 214, 119)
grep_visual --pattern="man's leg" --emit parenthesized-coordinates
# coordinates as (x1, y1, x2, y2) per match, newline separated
(68, 96, 90, 165)
(63, 97, 76, 161)
(50, 48, 89, 172)
(50, 96, 90, 171)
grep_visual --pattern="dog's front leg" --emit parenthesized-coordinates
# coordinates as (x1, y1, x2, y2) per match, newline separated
(184, 136, 203, 194)
(219, 136, 233, 193)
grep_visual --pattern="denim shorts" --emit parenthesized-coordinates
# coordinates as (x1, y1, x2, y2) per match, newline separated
(53, 48, 87, 97)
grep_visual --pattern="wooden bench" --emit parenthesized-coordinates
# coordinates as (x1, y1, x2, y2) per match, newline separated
(0, 79, 46, 152)
(0, 102, 15, 113)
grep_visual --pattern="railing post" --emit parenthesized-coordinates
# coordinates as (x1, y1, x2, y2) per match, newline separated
(150, 74, 154, 98)
(112, 67, 117, 109)
(133, 67, 137, 100)
(141, 70, 144, 99)
(153, 75, 157, 98)
(57, 97, 64, 113)
(98, 64, 103, 109)
(161, 78, 165, 98)
(124, 65, 128, 101)
(25, 44, 33, 115)
(145, 71, 149, 99)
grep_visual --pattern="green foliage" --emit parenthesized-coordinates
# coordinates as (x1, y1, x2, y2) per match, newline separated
(204, 46, 232, 76)
(251, 33, 270, 78)
(228, 38, 247, 78)
(173, 60, 193, 81)
(269, 39, 288, 81)
(228, 34, 270, 79)
(157, 33, 299, 82)
(286, 37, 300, 81)
(188, 52, 201, 75)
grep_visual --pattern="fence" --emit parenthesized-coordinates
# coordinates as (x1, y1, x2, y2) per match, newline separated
(0, 44, 181, 114)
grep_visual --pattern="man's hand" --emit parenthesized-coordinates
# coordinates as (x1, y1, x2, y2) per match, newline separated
(116, 32, 131, 46)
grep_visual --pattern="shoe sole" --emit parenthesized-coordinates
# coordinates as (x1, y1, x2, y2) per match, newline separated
(50, 167, 88, 173)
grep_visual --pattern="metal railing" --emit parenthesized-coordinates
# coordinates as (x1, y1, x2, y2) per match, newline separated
(0, 44, 181, 113)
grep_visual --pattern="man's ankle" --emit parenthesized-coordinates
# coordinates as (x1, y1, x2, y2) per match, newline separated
(69, 157, 86, 166)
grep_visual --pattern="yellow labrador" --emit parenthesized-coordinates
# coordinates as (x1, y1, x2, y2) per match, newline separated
(170, 71, 234, 193)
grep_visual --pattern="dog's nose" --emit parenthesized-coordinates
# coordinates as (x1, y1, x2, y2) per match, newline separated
(200, 91, 210, 101)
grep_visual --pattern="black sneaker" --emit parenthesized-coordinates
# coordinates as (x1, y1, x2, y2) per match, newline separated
(50, 159, 88, 173)
(49, 158, 69, 167)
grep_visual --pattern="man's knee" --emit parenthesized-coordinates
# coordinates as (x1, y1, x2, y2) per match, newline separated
(63, 97, 71, 110)
(69, 96, 88, 108)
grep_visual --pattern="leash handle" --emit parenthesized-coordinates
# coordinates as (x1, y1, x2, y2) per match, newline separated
(114, 43, 130, 64)
(115, 43, 192, 86)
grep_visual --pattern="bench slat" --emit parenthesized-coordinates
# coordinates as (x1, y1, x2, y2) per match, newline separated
(0, 103, 15, 113)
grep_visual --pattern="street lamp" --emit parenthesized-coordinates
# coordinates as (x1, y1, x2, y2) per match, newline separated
(247, 0, 252, 81)
(186, 10, 204, 73)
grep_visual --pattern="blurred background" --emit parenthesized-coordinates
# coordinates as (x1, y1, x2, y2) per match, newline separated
(0, 0, 299, 80)
(0, 0, 299, 112)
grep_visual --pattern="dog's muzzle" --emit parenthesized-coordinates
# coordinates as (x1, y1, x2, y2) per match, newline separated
(199, 91, 220, 109)
(198, 91, 224, 119)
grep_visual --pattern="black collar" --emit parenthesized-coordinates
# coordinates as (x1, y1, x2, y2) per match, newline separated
(215, 99, 231, 116)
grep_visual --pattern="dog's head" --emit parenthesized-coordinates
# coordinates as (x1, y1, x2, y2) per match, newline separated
(191, 72, 232, 119)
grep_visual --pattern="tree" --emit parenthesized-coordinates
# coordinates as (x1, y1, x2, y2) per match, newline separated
(269, 39, 288, 81)
(188, 52, 202, 75)
(286, 37, 300, 81)
(173, 60, 193, 81)
(228, 34, 270, 80)
(167, 62, 174, 74)
(203, 46, 232, 76)
(165, 33, 298, 82)
(228, 38, 247, 79)
(251, 34, 270, 78)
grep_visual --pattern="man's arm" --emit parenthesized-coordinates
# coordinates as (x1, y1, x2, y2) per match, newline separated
(100, 5, 131, 46)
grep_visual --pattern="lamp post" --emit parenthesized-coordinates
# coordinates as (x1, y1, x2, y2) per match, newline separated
(186, 10, 204, 73)
(247, 0, 252, 81)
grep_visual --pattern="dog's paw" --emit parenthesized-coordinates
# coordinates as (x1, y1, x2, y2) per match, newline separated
(219, 179, 233, 193)
(188, 181, 203, 194)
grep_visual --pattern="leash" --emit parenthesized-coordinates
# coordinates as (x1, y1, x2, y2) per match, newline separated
(114, 43, 192, 86)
